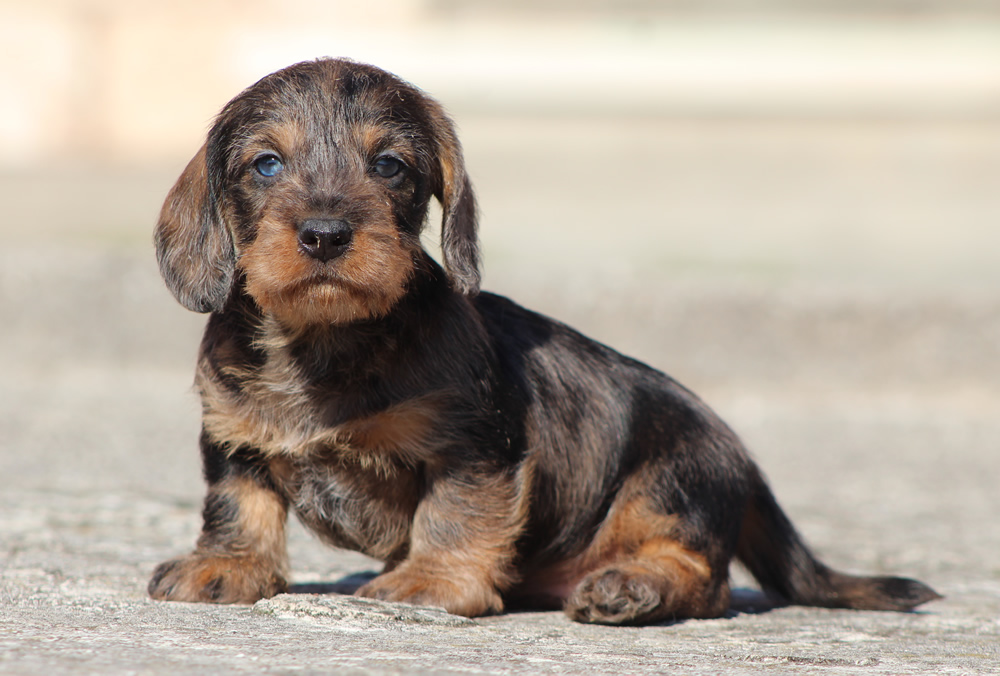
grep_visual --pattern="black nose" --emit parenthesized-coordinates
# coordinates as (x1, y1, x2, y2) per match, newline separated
(297, 219, 353, 262)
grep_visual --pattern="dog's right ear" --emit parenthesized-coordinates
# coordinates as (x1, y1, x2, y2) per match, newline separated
(154, 144, 236, 313)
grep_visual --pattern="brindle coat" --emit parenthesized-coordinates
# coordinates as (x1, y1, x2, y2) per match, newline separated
(149, 58, 940, 624)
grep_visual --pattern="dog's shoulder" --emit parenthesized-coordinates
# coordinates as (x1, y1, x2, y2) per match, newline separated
(473, 290, 661, 381)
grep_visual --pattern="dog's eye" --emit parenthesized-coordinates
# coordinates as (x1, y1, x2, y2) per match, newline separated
(254, 154, 284, 178)
(373, 156, 403, 179)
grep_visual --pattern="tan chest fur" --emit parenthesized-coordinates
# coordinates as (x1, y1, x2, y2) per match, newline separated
(196, 346, 446, 475)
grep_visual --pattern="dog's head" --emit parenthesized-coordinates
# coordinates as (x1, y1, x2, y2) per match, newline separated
(154, 58, 479, 326)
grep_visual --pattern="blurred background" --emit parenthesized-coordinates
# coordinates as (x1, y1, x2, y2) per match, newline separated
(1, 1, 998, 585)
(3, 0, 999, 285)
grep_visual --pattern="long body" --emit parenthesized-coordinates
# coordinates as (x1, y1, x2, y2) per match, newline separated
(149, 58, 939, 623)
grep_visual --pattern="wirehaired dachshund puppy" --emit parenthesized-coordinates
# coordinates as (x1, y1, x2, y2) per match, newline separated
(150, 58, 939, 624)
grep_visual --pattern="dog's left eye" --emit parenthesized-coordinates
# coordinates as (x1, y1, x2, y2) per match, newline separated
(254, 154, 284, 178)
(373, 156, 403, 179)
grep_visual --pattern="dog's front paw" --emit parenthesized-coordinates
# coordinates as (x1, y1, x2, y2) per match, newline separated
(148, 553, 287, 604)
(355, 565, 502, 618)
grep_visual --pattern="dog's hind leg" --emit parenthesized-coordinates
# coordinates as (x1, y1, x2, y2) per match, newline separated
(564, 531, 731, 625)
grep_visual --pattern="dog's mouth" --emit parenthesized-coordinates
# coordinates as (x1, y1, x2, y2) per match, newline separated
(258, 273, 408, 327)
(238, 217, 418, 326)
(295, 270, 360, 295)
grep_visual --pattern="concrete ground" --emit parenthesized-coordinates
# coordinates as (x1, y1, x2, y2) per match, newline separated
(2, 109, 999, 672)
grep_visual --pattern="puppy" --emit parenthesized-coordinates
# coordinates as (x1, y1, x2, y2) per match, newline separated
(149, 58, 939, 624)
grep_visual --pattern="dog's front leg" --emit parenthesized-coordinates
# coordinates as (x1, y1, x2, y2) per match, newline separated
(149, 433, 289, 604)
(356, 465, 525, 617)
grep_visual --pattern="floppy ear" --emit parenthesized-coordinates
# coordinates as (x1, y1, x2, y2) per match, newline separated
(153, 144, 236, 313)
(433, 120, 481, 296)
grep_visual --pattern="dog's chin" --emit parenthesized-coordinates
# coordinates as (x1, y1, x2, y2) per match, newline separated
(247, 276, 407, 329)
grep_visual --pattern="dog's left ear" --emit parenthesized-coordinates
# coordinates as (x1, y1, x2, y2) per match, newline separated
(430, 109, 481, 296)
(154, 144, 236, 313)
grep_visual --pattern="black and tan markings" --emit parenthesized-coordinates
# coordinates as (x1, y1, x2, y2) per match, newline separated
(150, 58, 940, 623)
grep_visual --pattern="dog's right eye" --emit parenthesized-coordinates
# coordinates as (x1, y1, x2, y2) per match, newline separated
(254, 154, 284, 178)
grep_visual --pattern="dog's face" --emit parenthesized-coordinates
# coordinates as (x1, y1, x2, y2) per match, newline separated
(155, 59, 479, 326)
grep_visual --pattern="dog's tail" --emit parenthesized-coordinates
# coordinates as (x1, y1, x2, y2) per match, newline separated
(735, 469, 941, 611)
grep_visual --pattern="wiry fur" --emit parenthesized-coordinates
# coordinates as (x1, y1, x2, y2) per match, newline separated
(149, 58, 940, 624)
